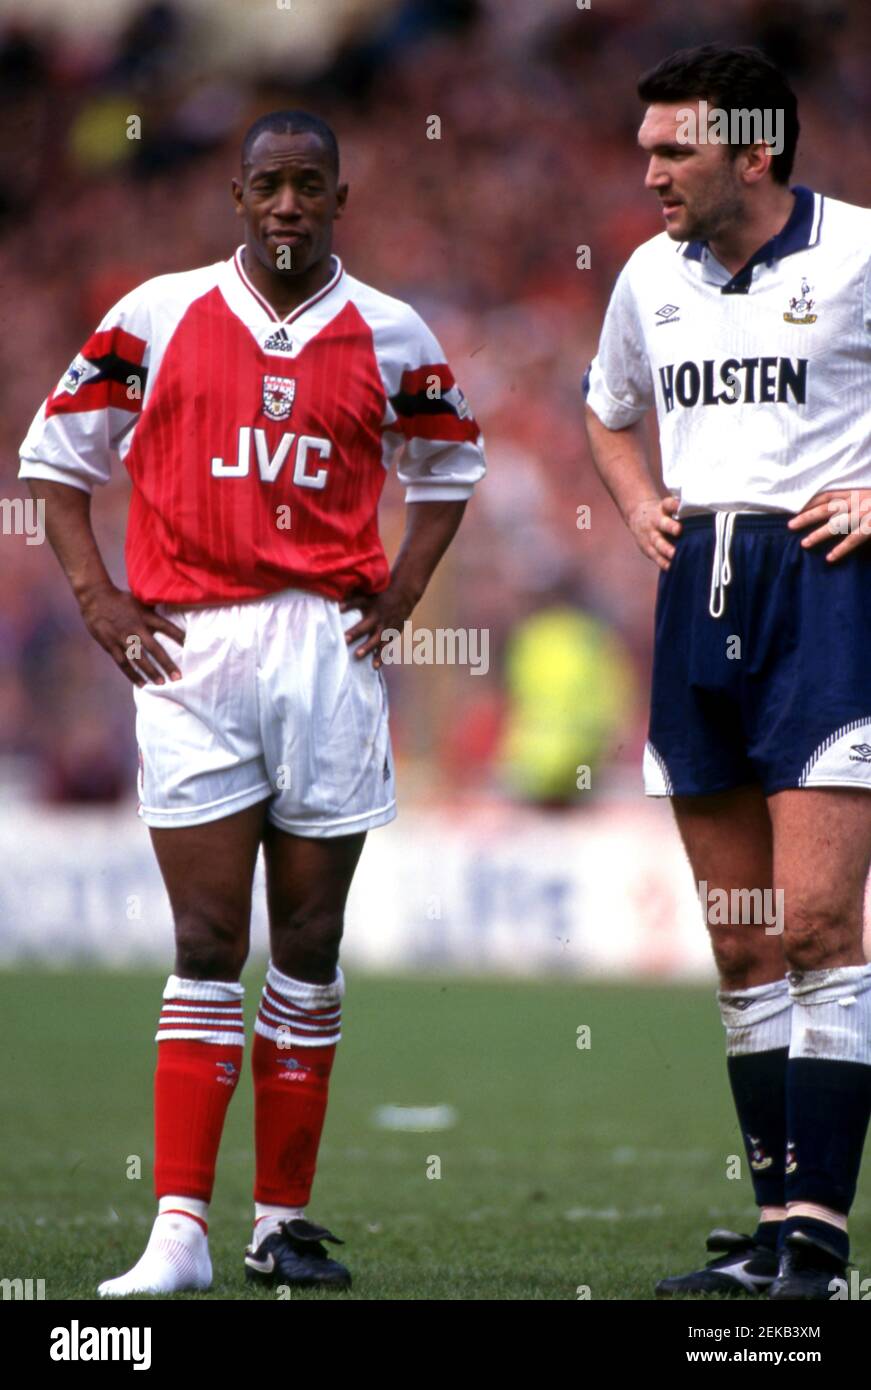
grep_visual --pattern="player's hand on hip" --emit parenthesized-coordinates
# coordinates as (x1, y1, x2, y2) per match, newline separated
(627, 495, 682, 571)
(340, 584, 415, 669)
(788, 488, 871, 562)
(77, 583, 186, 686)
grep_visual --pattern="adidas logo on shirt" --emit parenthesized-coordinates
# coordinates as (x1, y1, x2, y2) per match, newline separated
(263, 327, 296, 354)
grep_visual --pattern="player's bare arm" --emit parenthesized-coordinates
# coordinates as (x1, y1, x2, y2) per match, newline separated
(25, 478, 185, 685)
(342, 498, 467, 665)
(788, 487, 871, 561)
(583, 405, 681, 570)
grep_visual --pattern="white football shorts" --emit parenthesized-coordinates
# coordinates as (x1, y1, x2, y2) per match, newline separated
(133, 588, 396, 837)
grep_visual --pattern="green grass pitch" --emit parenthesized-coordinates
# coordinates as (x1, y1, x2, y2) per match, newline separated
(2, 970, 869, 1300)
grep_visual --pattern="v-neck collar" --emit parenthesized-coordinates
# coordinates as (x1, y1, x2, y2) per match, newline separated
(232, 246, 344, 324)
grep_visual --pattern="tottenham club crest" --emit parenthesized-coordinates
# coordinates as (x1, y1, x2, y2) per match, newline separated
(747, 1134, 773, 1172)
(262, 375, 296, 421)
(783, 276, 818, 325)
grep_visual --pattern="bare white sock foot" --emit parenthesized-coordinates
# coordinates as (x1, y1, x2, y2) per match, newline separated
(98, 1212, 212, 1296)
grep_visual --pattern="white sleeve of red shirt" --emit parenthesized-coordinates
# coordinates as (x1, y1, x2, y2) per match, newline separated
(365, 298, 485, 502)
(19, 283, 153, 493)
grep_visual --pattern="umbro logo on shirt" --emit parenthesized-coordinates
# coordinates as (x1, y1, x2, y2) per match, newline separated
(655, 303, 680, 325)
(263, 327, 296, 353)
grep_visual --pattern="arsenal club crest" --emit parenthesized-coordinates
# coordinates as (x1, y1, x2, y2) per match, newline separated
(262, 375, 296, 421)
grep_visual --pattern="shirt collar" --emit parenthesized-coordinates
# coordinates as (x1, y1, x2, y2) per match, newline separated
(681, 186, 824, 292)
(232, 247, 344, 324)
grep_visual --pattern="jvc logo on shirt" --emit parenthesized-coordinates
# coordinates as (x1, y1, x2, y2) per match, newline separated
(211, 428, 331, 488)
(658, 357, 808, 413)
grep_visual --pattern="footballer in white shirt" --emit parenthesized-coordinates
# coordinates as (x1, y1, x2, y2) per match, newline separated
(584, 44, 871, 1301)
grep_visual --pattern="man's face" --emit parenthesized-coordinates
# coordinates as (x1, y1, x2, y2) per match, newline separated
(232, 130, 348, 275)
(638, 101, 745, 243)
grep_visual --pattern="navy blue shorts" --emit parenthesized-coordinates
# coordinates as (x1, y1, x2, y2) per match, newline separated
(645, 513, 871, 797)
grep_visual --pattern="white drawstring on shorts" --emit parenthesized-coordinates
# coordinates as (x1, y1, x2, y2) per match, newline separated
(708, 510, 737, 619)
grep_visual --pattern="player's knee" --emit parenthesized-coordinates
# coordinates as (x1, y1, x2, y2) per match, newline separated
(174, 908, 248, 979)
(782, 899, 857, 972)
(708, 927, 771, 989)
(273, 908, 344, 974)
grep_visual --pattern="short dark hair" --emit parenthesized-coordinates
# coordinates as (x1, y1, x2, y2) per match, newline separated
(241, 110, 340, 177)
(637, 44, 799, 184)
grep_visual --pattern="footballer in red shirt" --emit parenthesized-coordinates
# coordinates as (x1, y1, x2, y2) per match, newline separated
(20, 110, 485, 1296)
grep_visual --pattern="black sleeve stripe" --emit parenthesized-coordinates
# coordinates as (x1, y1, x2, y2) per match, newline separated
(390, 389, 458, 419)
(87, 350, 149, 391)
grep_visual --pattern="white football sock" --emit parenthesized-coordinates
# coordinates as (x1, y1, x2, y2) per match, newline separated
(158, 1194, 209, 1223)
(788, 964, 871, 1063)
(717, 977, 791, 1054)
(252, 1202, 307, 1245)
(97, 1209, 212, 1296)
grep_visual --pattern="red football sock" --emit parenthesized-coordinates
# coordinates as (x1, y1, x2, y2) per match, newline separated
(153, 976, 244, 1202)
(252, 964, 344, 1206)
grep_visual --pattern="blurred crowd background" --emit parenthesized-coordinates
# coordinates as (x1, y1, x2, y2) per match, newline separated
(2, 0, 870, 810)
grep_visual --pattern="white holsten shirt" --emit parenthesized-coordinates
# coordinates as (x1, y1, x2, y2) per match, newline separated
(584, 186, 871, 514)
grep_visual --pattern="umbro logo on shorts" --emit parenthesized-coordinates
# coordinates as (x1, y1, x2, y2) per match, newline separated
(849, 743, 871, 763)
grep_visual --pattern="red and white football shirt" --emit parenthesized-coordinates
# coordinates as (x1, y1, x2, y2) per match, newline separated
(19, 250, 486, 604)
